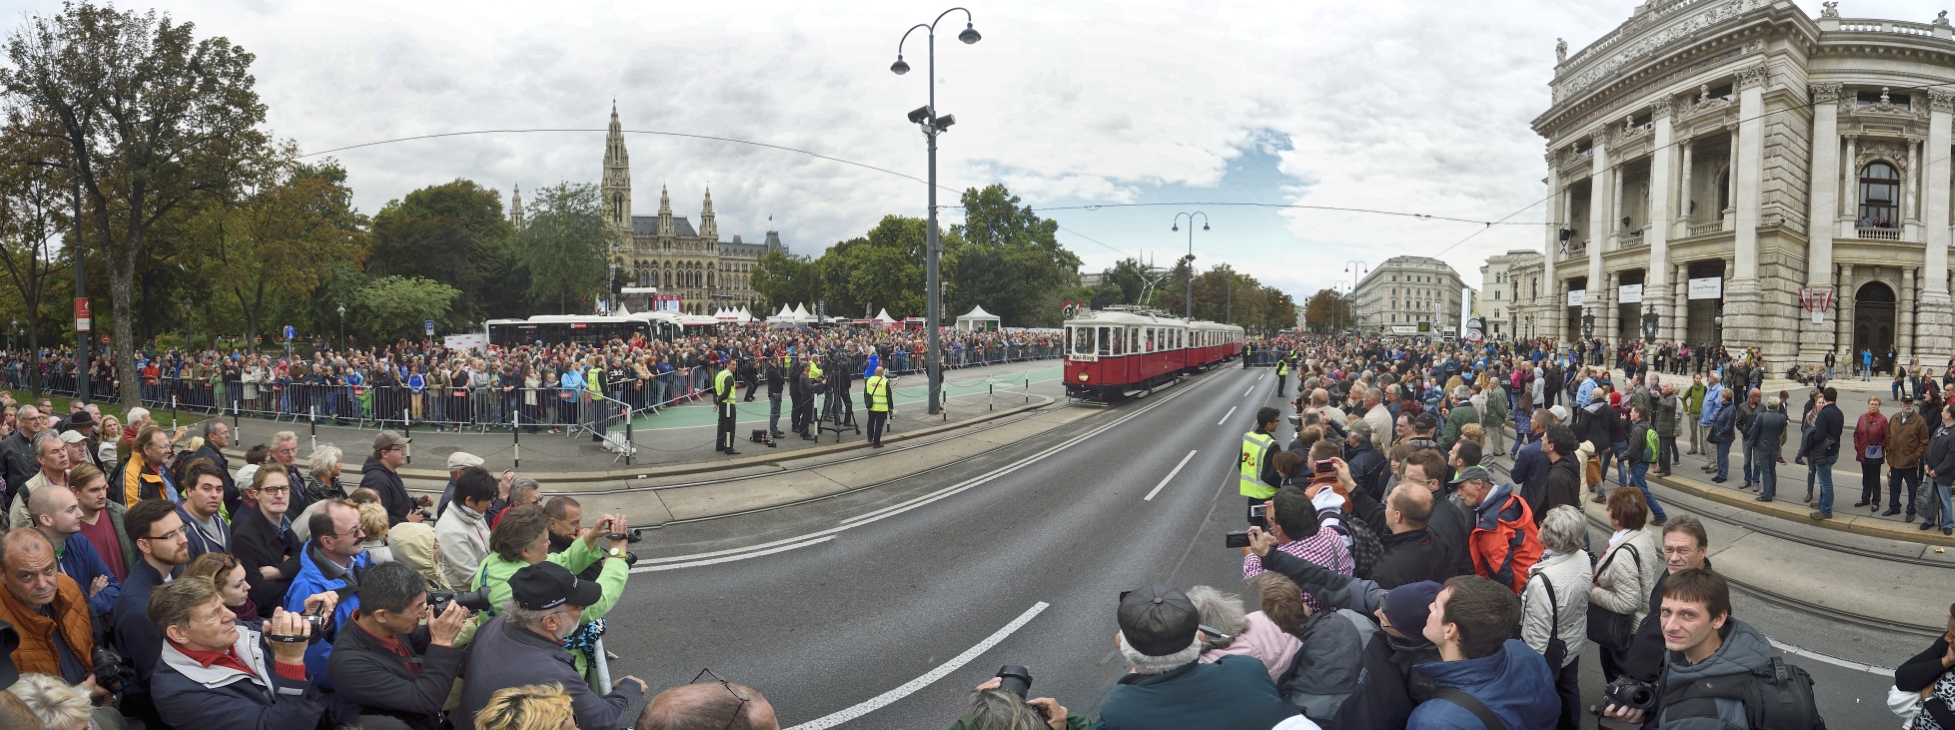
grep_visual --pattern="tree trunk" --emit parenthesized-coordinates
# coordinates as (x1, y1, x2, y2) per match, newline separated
(24, 325, 39, 397)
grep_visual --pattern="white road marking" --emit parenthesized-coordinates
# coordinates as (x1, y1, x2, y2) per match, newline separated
(632, 368, 1219, 573)
(1258, 373, 1266, 381)
(1767, 639, 1893, 676)
(632, 537, 836, 571)
(1144, 450, 1199, 501)
(1217, 406, 1236, 425)
(1243, 386, 1253, 397)
(785, 602, 1051, 730)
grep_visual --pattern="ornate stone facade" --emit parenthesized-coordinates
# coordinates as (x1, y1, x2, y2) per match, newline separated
(1351, 256, 1468, 336)
(1507, 0, 1955, 367)
(596, 105, 788, 315)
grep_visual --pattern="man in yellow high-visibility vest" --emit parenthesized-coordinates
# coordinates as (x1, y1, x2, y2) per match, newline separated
(715, 358, 741, 455)
(1275, 357, 1290, 398)
(864, 366, 892, 448)
(1240, 406, 1283, 528)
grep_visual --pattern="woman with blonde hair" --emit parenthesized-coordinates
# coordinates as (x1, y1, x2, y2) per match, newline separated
(474, 683, 576, 730)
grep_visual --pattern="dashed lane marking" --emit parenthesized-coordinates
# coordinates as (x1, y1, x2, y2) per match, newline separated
(784, 602, 1051, 729)
(1144, 450, 1198, 502)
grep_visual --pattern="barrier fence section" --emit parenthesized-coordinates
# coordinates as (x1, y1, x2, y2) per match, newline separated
(0, 344, 1062, 431)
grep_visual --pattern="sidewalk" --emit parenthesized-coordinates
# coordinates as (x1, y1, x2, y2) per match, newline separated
(212, 360, 1067, 486)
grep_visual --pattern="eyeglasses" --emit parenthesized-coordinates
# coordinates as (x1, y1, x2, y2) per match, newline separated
(324, 526, 366, 539)
(144, 526, 187, 541)
(1661, 546, 1701, 557)
(691, 668, 751, 730)
(248, 485, 290, 494)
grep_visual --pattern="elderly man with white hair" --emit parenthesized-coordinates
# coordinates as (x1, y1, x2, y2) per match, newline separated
(10, 430, 68, 530)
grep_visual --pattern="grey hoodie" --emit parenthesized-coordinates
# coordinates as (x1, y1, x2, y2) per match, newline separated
(1656, 618, 1776, 729)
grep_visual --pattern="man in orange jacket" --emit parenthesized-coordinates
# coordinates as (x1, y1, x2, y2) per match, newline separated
(1450, 466, 1543, 593)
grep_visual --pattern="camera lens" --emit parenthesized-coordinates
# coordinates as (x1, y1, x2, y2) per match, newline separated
(994, 665, 1032, 700)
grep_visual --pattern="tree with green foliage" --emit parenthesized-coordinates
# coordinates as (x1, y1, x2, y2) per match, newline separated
(368, 179, 515, 325)
(193, 152, 369, 341)
(819, 215, 935, 319)
(352, 276, 459, 340)
(750, 249, 822, 314)
(0, 121, 69, 395)
(513, 182, 609, 314)
(4, 1, 267, 407)
(947, 185, 1081, 328)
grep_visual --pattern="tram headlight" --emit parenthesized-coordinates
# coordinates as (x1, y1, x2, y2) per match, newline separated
(1077, 372, 1089, 382)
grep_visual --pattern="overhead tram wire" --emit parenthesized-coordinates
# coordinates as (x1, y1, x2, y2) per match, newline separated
(1446, 78, 1955, 257)
(1035, 201, 1539, 227)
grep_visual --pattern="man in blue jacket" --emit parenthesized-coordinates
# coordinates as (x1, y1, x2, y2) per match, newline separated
(27, 484, 119, 625)
(284, 500, 372, 686)
(1094, 583, 1298, 730)
(1696, 373, 1725, 461)
(1408, 575, 1558, 729)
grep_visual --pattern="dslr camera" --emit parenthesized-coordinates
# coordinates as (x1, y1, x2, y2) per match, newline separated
(1599, 676, 1656, 712)
(91, 646, 134, 695)
(428, 586, 494, 615)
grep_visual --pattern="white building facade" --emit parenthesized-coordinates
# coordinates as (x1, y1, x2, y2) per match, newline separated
(1481, 250, 1544, 339)
(1352, 255, 1467, 335)
(1508, 1, 1955, 365)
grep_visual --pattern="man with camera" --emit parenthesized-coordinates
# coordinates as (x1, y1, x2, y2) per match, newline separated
(0, 529, 123, 729)
(148, 571, 331, 728)
(457, 561, 646, 730)
(1600, 569, 1823, 727)
(471, 505, 630, 680)
(327, 562, 474, 730)
(283, 500, 372, 683)
(1096, 583, 1298, 730)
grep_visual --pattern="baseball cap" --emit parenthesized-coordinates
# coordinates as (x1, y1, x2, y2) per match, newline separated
(373, 430, 412, 451)
(1412, 412, 1440, 432)
(1382, 580, 1442, 636)
(1448, 465, 1493, 485)
(446, 452, 485, 470)
(1347, 419, 1373, 439)
(1116, 583, 1199, 657)
(64, 410, 94, 428)
(1548, 405, 1569, 422)
(509, 561, 603, 610)
(57, 430, 85, 445)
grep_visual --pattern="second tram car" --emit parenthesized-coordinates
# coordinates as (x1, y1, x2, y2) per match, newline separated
(1063, 307, 1243, 401)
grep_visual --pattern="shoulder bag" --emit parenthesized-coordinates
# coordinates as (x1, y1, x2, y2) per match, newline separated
(1586, 544, 1641, 652)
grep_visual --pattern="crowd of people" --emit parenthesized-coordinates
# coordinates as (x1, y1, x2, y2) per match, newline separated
(0, 326, 1060, 433)
(0, 385, 795, 730)
(5, 330, 1953, 729)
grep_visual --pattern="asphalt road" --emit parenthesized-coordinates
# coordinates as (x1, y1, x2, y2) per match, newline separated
(595, 364, 1929, 729)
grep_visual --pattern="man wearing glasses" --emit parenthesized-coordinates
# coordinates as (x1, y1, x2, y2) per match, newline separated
(0, 405, 47, 511)
(283, 501, 371, 682)
(117, 424, 182, 507)
(1613, 515, 1713, 688)
(456, 561, 647, 730)
(112, 497, 194, 729)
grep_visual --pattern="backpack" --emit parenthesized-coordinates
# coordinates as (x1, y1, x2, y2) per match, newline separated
(1658, 656, 1827, 730)
(1643, 426, 1661, 463)
(1319, 505, 1383, 579)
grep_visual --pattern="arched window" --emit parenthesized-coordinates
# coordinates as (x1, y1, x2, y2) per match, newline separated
(1859, 162, 1900, 228)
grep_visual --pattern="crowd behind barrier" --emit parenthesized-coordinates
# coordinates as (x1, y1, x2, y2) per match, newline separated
(0, 328, 1061, 432)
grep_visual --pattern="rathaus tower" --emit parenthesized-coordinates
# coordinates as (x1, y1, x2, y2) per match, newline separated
(602, 103, 632, 253)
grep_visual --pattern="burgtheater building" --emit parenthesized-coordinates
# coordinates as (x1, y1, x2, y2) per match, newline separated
(1508, 1, 1955, 366)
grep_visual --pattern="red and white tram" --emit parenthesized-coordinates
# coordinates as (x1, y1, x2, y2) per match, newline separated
(1064, 307, 1244, 401)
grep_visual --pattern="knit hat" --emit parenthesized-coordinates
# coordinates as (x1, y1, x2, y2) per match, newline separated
(1383, 580, 1442, 638)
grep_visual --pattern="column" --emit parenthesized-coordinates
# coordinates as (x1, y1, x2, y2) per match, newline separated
(1839, 264, 1856, 361)
(1649, 99, 1675, 346)
(1543, 154, 1560, 343)
(1723, 124, 1740, 232)
(1726, 64, 1768, 349)
(1901, 266, 1916, 359)
(1843, 135, 1858, 222)
(1678, 139, 1694, 237)
(1803, 83, 1843, 368)
(1918, 90, 1954, 361)
(1907, 139, 1923, 241)
(1588, 138, 1611, 309)
(1673, 263, 1690, 344)
(1613, 165, 1627, 242)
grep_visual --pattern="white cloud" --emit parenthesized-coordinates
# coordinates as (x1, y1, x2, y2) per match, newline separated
(0, 0, 1926, 303)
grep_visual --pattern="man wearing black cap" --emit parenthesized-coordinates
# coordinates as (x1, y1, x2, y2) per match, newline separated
(456, 561, 647, 730)
(1096, 583, 1296, 730)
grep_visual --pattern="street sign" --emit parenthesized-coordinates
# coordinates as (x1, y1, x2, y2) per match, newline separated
(283, 325, 295, 341)
(74, 297, 90, 332)
(425, 320, 435, 336)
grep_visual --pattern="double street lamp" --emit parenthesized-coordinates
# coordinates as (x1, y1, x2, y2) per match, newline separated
(1171, 212, 1208, 320)
(892, 7, 980, 416)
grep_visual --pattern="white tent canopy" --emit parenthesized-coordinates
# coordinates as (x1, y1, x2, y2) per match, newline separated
(874, 308, 896, 324)
(955, 305, 1001, 331)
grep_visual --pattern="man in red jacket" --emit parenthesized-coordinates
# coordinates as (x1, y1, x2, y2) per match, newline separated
(1855, 396, 1889, 509)
(1450, 466, 1542, 594)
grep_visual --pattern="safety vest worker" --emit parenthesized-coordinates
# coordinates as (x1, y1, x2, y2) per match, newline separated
(1240, 406, 1282, 502)
(864, 373, 891, 412)
(1274, 358, 1290, 397)
(715, 366, 737, 404)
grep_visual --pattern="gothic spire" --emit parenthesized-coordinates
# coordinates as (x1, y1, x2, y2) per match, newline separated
(699, 186, 718, 241)
(657, 184, 674, 237)
(510, 183, 525, 231)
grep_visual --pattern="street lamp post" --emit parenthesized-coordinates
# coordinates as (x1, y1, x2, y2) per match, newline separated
(892, 7, 980, 416)
(1171, 212, 1208, 320)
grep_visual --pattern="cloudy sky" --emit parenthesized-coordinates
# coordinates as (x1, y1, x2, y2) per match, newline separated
(0, 0, 1927, 302)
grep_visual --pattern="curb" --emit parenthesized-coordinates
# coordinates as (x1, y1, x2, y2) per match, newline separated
(233, 394, 1060, 485)
(1650, 470, 1955, 547)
